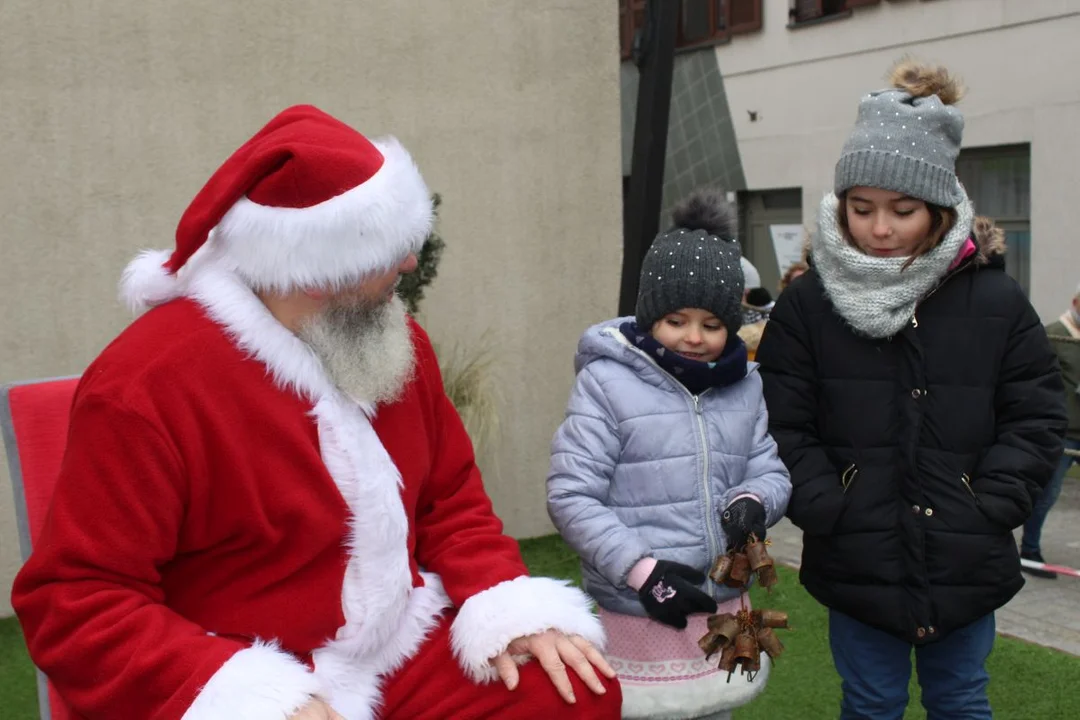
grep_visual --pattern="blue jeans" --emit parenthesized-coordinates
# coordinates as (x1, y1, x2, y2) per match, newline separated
(829, 610, 994, 720)
(1021, 437, 1080, 555)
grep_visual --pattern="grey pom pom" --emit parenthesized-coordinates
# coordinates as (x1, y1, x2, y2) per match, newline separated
(671, 188, 737, 240)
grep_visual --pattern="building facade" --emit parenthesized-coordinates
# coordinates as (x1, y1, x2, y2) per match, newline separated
(620, 0, 1079, 311)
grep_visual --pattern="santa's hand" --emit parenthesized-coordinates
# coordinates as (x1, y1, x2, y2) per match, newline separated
(491, 629, 615, 704)
(288, 697, 345, 720)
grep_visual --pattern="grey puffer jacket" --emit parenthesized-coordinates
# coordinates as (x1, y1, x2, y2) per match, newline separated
(547, 318, 791, 616)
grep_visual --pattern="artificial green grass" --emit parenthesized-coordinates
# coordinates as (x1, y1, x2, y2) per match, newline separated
(519, 534, 1080, 720)
(4, 535, 1077, 719)
(0, 614, 38, 720)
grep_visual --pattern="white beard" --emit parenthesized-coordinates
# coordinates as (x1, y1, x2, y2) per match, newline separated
(298, 294, 415, 406)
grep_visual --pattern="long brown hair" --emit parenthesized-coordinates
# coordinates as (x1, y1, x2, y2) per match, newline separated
(837, 192, 957, 270)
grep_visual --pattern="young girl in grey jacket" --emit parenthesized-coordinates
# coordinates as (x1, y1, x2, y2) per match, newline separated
(547, 189, 792, 720)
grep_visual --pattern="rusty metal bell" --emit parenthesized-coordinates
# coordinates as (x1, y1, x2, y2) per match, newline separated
(745, 538, 773, 571)
(758, 609, 789, 629)
(741, 652, 762, 674)
(701, 545, 790, 676)
(733, 630, 757, 661)
(733, 631, 761, 677)
(757, 627, 785, 659)
(698, 631, 725, 658)
(756, 564, 779, 589)
(718, 643, 738, 673)
(707, 613, 741, 644)
(724, 552, 752, 588)
(709, 553, 734, 584)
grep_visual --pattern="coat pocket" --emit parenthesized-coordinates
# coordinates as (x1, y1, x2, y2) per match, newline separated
(960, 473, 980, 506)
(935, 471, 999, 534)
(841, 463, 859, 493)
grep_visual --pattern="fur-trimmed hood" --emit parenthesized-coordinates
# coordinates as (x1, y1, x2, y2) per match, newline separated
(970, 216, 1007, 267)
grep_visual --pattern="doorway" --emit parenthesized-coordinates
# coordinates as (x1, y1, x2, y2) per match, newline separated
(737, 188, 804, 293)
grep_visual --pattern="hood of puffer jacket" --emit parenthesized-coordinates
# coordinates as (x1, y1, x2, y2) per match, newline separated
(573, 317, 758, 391)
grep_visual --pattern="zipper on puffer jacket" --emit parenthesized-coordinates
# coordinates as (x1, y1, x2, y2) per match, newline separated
(841, 463, 859, 493)
(692, 394, 720, 569)
(607, 328, 723, 571)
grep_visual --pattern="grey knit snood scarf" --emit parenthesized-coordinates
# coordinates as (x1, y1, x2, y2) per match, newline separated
(811, 190, 974, 339)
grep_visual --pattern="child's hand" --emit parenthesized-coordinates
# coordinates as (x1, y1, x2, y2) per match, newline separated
(637, 560, 717, 629)
(721, 497, 767, 551)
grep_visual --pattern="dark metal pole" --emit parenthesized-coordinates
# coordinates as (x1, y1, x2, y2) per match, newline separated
(618, 0, 679, 317)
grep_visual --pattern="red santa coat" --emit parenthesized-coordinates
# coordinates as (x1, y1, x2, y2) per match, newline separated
(12, 265, 604, 719)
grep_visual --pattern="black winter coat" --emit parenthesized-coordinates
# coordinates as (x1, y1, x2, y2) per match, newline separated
(757, 221, 1067, 644)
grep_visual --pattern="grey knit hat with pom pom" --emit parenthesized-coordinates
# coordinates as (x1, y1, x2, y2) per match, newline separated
(835, 59, 966, 207)
(636, 189, 745, 333)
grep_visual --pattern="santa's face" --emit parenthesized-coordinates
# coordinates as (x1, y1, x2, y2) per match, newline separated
(335, 252, 420, 308)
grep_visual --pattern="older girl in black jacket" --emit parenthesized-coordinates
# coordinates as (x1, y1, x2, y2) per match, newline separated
(757, 61, 1066, 719)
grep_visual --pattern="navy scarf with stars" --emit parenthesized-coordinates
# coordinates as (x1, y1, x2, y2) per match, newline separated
(619, 322, 748, 395)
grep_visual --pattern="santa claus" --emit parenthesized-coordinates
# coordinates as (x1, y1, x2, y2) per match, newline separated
(12, 105, 621, 719)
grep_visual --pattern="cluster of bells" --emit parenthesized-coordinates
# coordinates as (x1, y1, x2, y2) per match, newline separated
(697, 535, 789, 681)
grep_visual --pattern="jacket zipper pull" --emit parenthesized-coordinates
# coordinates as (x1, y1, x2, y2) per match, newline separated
(693, 395, 702, 414)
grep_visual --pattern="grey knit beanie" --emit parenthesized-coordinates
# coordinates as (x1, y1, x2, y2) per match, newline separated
(835, 60, 966, 207)
(636, 189, 745, 333)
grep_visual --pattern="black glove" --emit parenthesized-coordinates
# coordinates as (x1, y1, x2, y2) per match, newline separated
(637, 560, 718, 629)
(721, 497, 767, 551)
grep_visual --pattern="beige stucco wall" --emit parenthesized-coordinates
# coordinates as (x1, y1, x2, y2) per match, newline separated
(0, 2, 622, 617)
(716, 0, 1080, 319)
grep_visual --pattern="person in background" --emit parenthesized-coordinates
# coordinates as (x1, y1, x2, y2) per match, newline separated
(1020, 282, 1080, 578)
(738, 287, 774, 362)
(779, 259, 808, 292)
(739, 257, 767, 326)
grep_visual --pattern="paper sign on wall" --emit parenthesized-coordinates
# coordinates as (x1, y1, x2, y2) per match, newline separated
(769, 225, 805, 276)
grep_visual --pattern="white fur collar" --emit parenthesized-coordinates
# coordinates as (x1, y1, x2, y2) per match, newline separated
(185, 264, 383, 415)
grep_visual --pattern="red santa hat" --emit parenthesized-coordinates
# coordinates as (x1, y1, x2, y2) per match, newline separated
(121, 105, 433, 312)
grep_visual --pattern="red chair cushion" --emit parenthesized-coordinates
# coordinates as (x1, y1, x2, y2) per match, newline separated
(5, 377, 80, 720)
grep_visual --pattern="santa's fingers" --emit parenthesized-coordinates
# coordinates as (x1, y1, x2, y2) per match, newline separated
(568, 634, 617, 679)
(491, 651, 521, 691)
(529, 636, 577, 704)
(553, 634, 608, 697)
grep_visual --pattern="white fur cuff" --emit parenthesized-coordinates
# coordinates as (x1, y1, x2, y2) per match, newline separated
(449, 576, 605, 683)
(182, 640, 322, 720)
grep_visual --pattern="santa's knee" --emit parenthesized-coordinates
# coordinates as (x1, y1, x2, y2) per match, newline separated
(569, 673, 622, 719)
(514, 661, 623, 719)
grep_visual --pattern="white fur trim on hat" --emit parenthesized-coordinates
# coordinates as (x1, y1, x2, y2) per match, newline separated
(120, 137, 433, 313)
(215, 137, 432, 294)
(119, 249, 182, 315)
